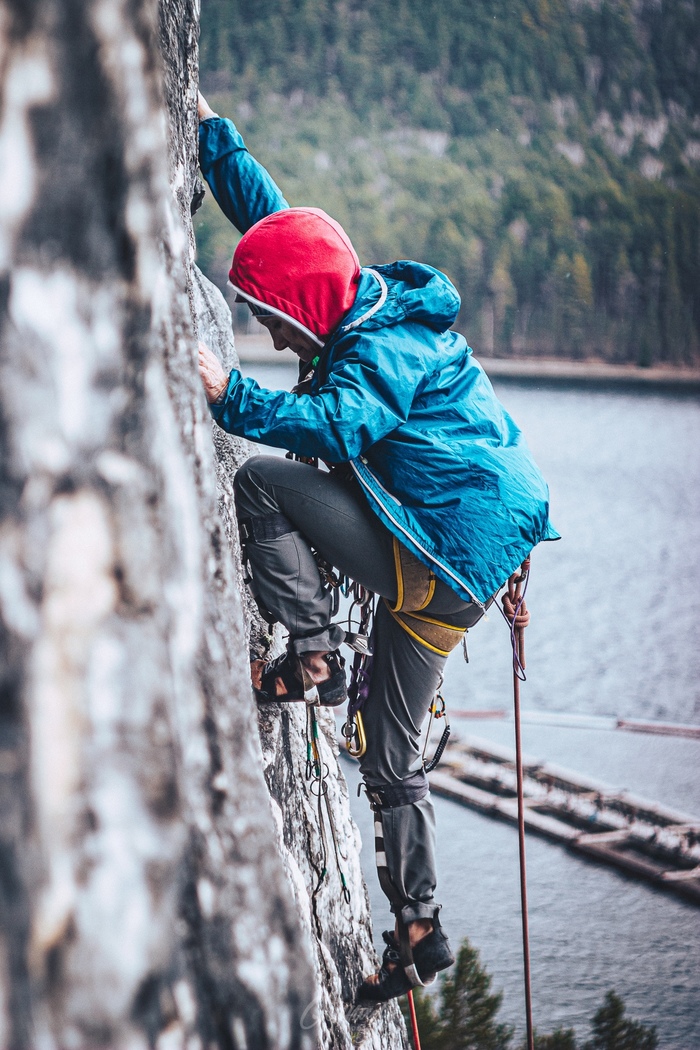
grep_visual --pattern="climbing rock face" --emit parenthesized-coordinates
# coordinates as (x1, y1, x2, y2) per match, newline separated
(0, 0, 314, 1043)
(0, 0, 407, 1046)
(258, 705, 408, 1049)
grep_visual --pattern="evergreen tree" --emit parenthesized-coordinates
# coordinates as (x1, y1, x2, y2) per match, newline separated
(530, 1031, 578, 1050)
(398, 940, 661, 1050)
(583, 991, 658, 1050)
(197, 0, 700, 363)
(436, 940, 513, 1049)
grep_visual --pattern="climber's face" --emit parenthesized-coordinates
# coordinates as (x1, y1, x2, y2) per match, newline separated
(257, 317, 320, 362)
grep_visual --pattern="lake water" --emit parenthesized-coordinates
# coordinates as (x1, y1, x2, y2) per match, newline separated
(240, 358, 700, 1047)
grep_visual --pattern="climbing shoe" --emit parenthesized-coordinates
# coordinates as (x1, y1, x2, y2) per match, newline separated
(251, 648, 347, 707)
(356, 923, 454, 1002)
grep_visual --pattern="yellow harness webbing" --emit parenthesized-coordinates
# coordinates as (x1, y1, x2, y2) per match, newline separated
(386, 538, 465, 655)
(390, 536, 436, 612)
(384, 603, 466, 656)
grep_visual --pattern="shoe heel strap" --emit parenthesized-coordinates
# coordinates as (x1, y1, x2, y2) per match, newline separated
(300, 662, 320, 706)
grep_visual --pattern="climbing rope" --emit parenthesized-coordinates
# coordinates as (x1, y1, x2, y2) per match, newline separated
(500, 556, 531, 680)
(500, 556, 534, 1050)
(406, 989, 422, 1050)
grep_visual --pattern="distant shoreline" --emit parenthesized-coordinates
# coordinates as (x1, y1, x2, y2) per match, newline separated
(233, 334, 700, 393)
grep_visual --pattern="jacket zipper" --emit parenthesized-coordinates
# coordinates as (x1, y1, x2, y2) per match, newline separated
(351, 460, 485, 609)
(370, 470, 402, 505)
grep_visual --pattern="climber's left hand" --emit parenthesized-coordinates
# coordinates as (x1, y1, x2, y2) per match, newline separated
(197, 91, 218, 121)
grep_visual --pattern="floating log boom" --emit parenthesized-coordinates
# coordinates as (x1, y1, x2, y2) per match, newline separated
(430, 735, 700, 906)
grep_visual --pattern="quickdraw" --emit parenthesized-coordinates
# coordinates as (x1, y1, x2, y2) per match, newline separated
(305, 702, 352, 905)
(421, 691, 451, 774)
(283, 451, 363, 900)
(315, 554, 343, 616)
(342, 580, 375, 759)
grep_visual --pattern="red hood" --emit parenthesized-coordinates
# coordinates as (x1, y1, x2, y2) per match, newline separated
(229, 207, 361, 344)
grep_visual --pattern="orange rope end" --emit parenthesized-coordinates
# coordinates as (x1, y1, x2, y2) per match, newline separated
(407, 989, 422, 1050)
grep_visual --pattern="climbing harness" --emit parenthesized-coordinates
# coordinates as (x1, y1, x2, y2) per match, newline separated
(385, 538, 468, 656)
(339, 547, 458, 768)
(389, 535, 436, 612)
(499, 556, 534, 1050)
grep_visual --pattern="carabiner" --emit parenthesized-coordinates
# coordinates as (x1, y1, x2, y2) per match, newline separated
(344, 710, 367, 759)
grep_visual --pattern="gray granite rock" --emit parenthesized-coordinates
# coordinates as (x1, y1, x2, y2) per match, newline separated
(0, 0, 408, 1044)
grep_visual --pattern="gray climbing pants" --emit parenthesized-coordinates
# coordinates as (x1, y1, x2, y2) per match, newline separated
(234, 454, 481, 924)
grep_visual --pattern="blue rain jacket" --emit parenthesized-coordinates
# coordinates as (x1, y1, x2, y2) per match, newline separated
(199, 118, 559, 606)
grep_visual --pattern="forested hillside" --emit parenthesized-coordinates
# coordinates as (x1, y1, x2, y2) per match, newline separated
(197, 0, 700, 365)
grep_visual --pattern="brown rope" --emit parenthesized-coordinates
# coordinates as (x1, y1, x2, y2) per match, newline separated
(501, 557, 534, 1050)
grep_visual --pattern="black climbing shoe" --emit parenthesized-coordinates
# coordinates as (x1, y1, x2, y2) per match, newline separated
(356, 924, 455, 1003)
(251, 648, 347, 707)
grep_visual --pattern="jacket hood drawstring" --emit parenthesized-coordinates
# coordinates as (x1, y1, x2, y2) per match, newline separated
(341, 269, 388, 332)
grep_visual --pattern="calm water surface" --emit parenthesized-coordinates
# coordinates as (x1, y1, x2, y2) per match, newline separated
(243, 358, 700, 1047)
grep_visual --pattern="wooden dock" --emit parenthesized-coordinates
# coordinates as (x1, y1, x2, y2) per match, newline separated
(429, 735, 700, 906)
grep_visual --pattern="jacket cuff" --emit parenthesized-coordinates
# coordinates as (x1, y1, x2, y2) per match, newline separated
(208, 367, 240, 422)
(198, 117, 247, 174)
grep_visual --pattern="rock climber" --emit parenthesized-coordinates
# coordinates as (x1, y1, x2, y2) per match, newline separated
(195, 91, 559, 1002)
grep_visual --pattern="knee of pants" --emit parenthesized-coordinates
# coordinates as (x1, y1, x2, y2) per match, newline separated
(357, 747, 383, 785)
(358, 742, 422, 789)
(233, 454, 274, 517)
(358, 766, 430, 810)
